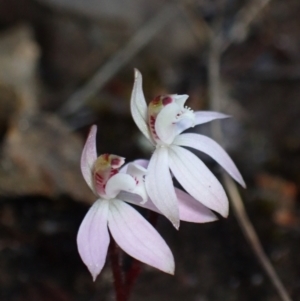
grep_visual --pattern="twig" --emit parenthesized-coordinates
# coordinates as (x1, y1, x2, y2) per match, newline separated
(176, 0, 213, 44)
(225, 0, 272, 49)
(124, 260, 142, 300)
(223, 173, 292, 301)
(58, 2, 179, 118)
(177, 0, 271, 52)
(207, 16, 292, 301)
(207, 33, 223, 141)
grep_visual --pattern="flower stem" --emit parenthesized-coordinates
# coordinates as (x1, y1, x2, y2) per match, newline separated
(109, 239, 126, 301)
(124, 259, 142, 299)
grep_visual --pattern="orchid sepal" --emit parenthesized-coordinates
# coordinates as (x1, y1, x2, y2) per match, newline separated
(130, 69, 154, 144)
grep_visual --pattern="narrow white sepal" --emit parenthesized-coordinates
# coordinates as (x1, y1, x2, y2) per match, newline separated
(173, 133, 246, 188)
(168, 145, 229, 217)
(130, 69, 154, 144)
(108, 200, 175, 274)
(145, 147, 180, 228)
(81, 125, 98, 192)
(77, 200, 110, 281)
(194, 111, 230, 126)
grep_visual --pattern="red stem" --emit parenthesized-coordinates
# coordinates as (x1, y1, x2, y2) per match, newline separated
(109, 239, 126, 301)
(124, 259, 142, 299)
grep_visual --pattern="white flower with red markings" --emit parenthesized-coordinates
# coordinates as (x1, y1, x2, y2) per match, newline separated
(77, 125, 174, 280)
(130, 69, 246, 228)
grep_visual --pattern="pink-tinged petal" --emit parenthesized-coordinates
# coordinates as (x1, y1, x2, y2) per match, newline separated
(173, 133, 246, 188)
(120, 189, 217, 223)
(194, 111, 230, 126)
(105, 173, 136, 199)
(145, 147, 179, 228)
(77, 200, 110, 281)
(169, 145, 229, 217)
(81, 125, 98, 191)
(175, 188, 218, 223)
(130, 69, 153, 143)
(108, 200, 175, 274)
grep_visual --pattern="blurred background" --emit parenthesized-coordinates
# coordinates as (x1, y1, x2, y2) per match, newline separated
(0, 0, 299, 300)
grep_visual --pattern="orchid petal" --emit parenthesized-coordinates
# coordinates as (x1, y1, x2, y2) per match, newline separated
(130, 69, 153, 143)
(169, 146, 229, 217)
(81, 125, 97, 191)
(194, 111, 230, 126)
(77, 200, 110, 281)
(105, 173, 136, 199)
(108, 200, 174, 274)
(176, 111, 230, 136)
(173, 133, 246, 188)
(175, 188, 218, 223)
(120, 189, 217, 223)
(145, 148, 179, 228)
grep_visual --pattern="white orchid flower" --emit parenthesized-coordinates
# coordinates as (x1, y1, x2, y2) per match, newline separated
(77, 125, 175, 281)
(130, 69, 246, 228)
